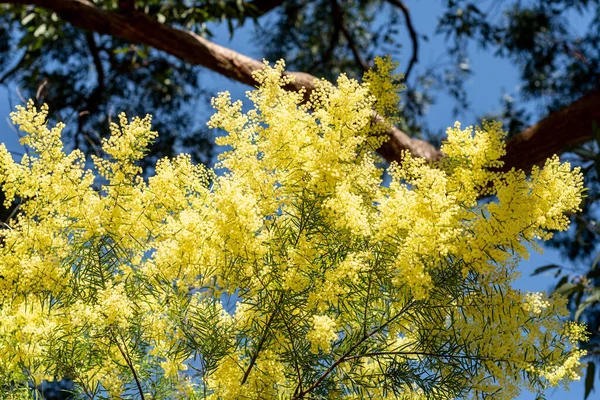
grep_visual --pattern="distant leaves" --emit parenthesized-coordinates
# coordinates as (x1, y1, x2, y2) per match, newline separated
(530, 264, 561, 277)
(585, 361, 595, 399)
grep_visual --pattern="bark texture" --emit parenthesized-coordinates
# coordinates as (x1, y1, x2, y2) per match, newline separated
(501, 90, 600, 172)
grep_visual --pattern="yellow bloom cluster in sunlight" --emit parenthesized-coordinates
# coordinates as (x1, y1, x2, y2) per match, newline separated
(0, 56, 588, 399)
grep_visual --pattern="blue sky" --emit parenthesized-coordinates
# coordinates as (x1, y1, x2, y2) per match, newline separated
(0, 1, 594, 398)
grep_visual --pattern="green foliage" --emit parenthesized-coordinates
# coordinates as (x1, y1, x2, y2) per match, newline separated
(0, 61, 588, 399)
(1, 1, 600, 395)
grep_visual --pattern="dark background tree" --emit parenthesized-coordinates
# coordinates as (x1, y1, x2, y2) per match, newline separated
(0, 0, 600, 398)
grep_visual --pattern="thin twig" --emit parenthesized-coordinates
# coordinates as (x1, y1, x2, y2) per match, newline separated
(112, 330, 145, 400)
(386, 0, 419, 80)
(253, 269, 305, 395)
(343, 350, 509, 362)
(309, 0, 341, 72)
(0, 50, 27, 85)
(334, 0, 369, 73)
(241, 292, 285, 385)
(362, 272, 373, 338)
(293, 300, 416, 399)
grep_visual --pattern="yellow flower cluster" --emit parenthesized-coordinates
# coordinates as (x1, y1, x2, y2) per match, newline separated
(0, 56, 588, 399)
(522, 291, 551, 315)
(306, 314, 338, 354)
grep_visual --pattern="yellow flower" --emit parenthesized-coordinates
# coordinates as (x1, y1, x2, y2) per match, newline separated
(307, 315, 338, 354)
(0, 57, 588, 399)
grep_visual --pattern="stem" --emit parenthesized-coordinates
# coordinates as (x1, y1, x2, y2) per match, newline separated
(293, 300, 416, 399)
(241, 292, 285, 385)
(113, 330, 145, 400)
(0, 50, 27, 84)
(362, 272, 373, 338)
(343, 350, 507, 362)
(283, 312, 303, 396)
(386, 0, 419, 80)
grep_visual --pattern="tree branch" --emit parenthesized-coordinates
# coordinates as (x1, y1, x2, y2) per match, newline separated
(4, 0, 438, 163)
(309, 0, 341, 72)
(83, 32, 105, 110)
(293, 300, 417, 399)
(5, 0, 600, 173)
(247, 0, 287, 16)
(500, 89, 600, 172)
(333, 0, 369, 73)
(386, 0, 419, 81)
(75, 31, 105, 149)
(241, 292, 285, 385)
(112, 329, 145, 400)
(0, 50, 27, 84)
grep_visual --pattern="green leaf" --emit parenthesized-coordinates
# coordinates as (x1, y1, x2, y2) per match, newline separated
(587, 262, 600, 279)
(530, 264, 560, 276)
(554, 275, 570, 291)
(585, 361, 595, 399)
(31, 37, 44, 51)
(575, 290, 600, 321)
(227, 18, 234, 38)
(21, 13, 35, 26)
(33, 23, 46, 37)
(113, 46, 130, 55)
(554, 281, 582, 297)
(573, 147, 595, 159)
(135, 46, 148, 59)
(590, 252, 600, 272)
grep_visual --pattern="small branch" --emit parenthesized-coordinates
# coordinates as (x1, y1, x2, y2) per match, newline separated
(284, 311, 304, 396)
(85, 32, 105, 94)
(559, 40, 590, 69)
(293, 300, 416, 399)
(343, 350, 509, 363)
(386, 0, 419, 80)
(340, 22, 369, 73)
(248, 267, 304, 393)
(241, 292, 285, 385)
(247, 0, 286, 16)
(113, 330, 145, 400)
(0, 50, 27, 84)
(309, 0, 341, 72)
(334, 0, 369, 73)
(362, 272, 372, 338)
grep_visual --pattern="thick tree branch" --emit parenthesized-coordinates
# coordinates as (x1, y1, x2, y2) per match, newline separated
(500, 89, 600, 172)
(5, 0, 600, 172)
(5, 0, 439, 163)
(7, 0, 315, 89)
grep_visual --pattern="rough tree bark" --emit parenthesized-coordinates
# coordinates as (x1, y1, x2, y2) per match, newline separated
(4, 0, 600, 171)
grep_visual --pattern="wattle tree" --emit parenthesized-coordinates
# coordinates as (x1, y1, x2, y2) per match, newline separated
(0, 58, 588, 399)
